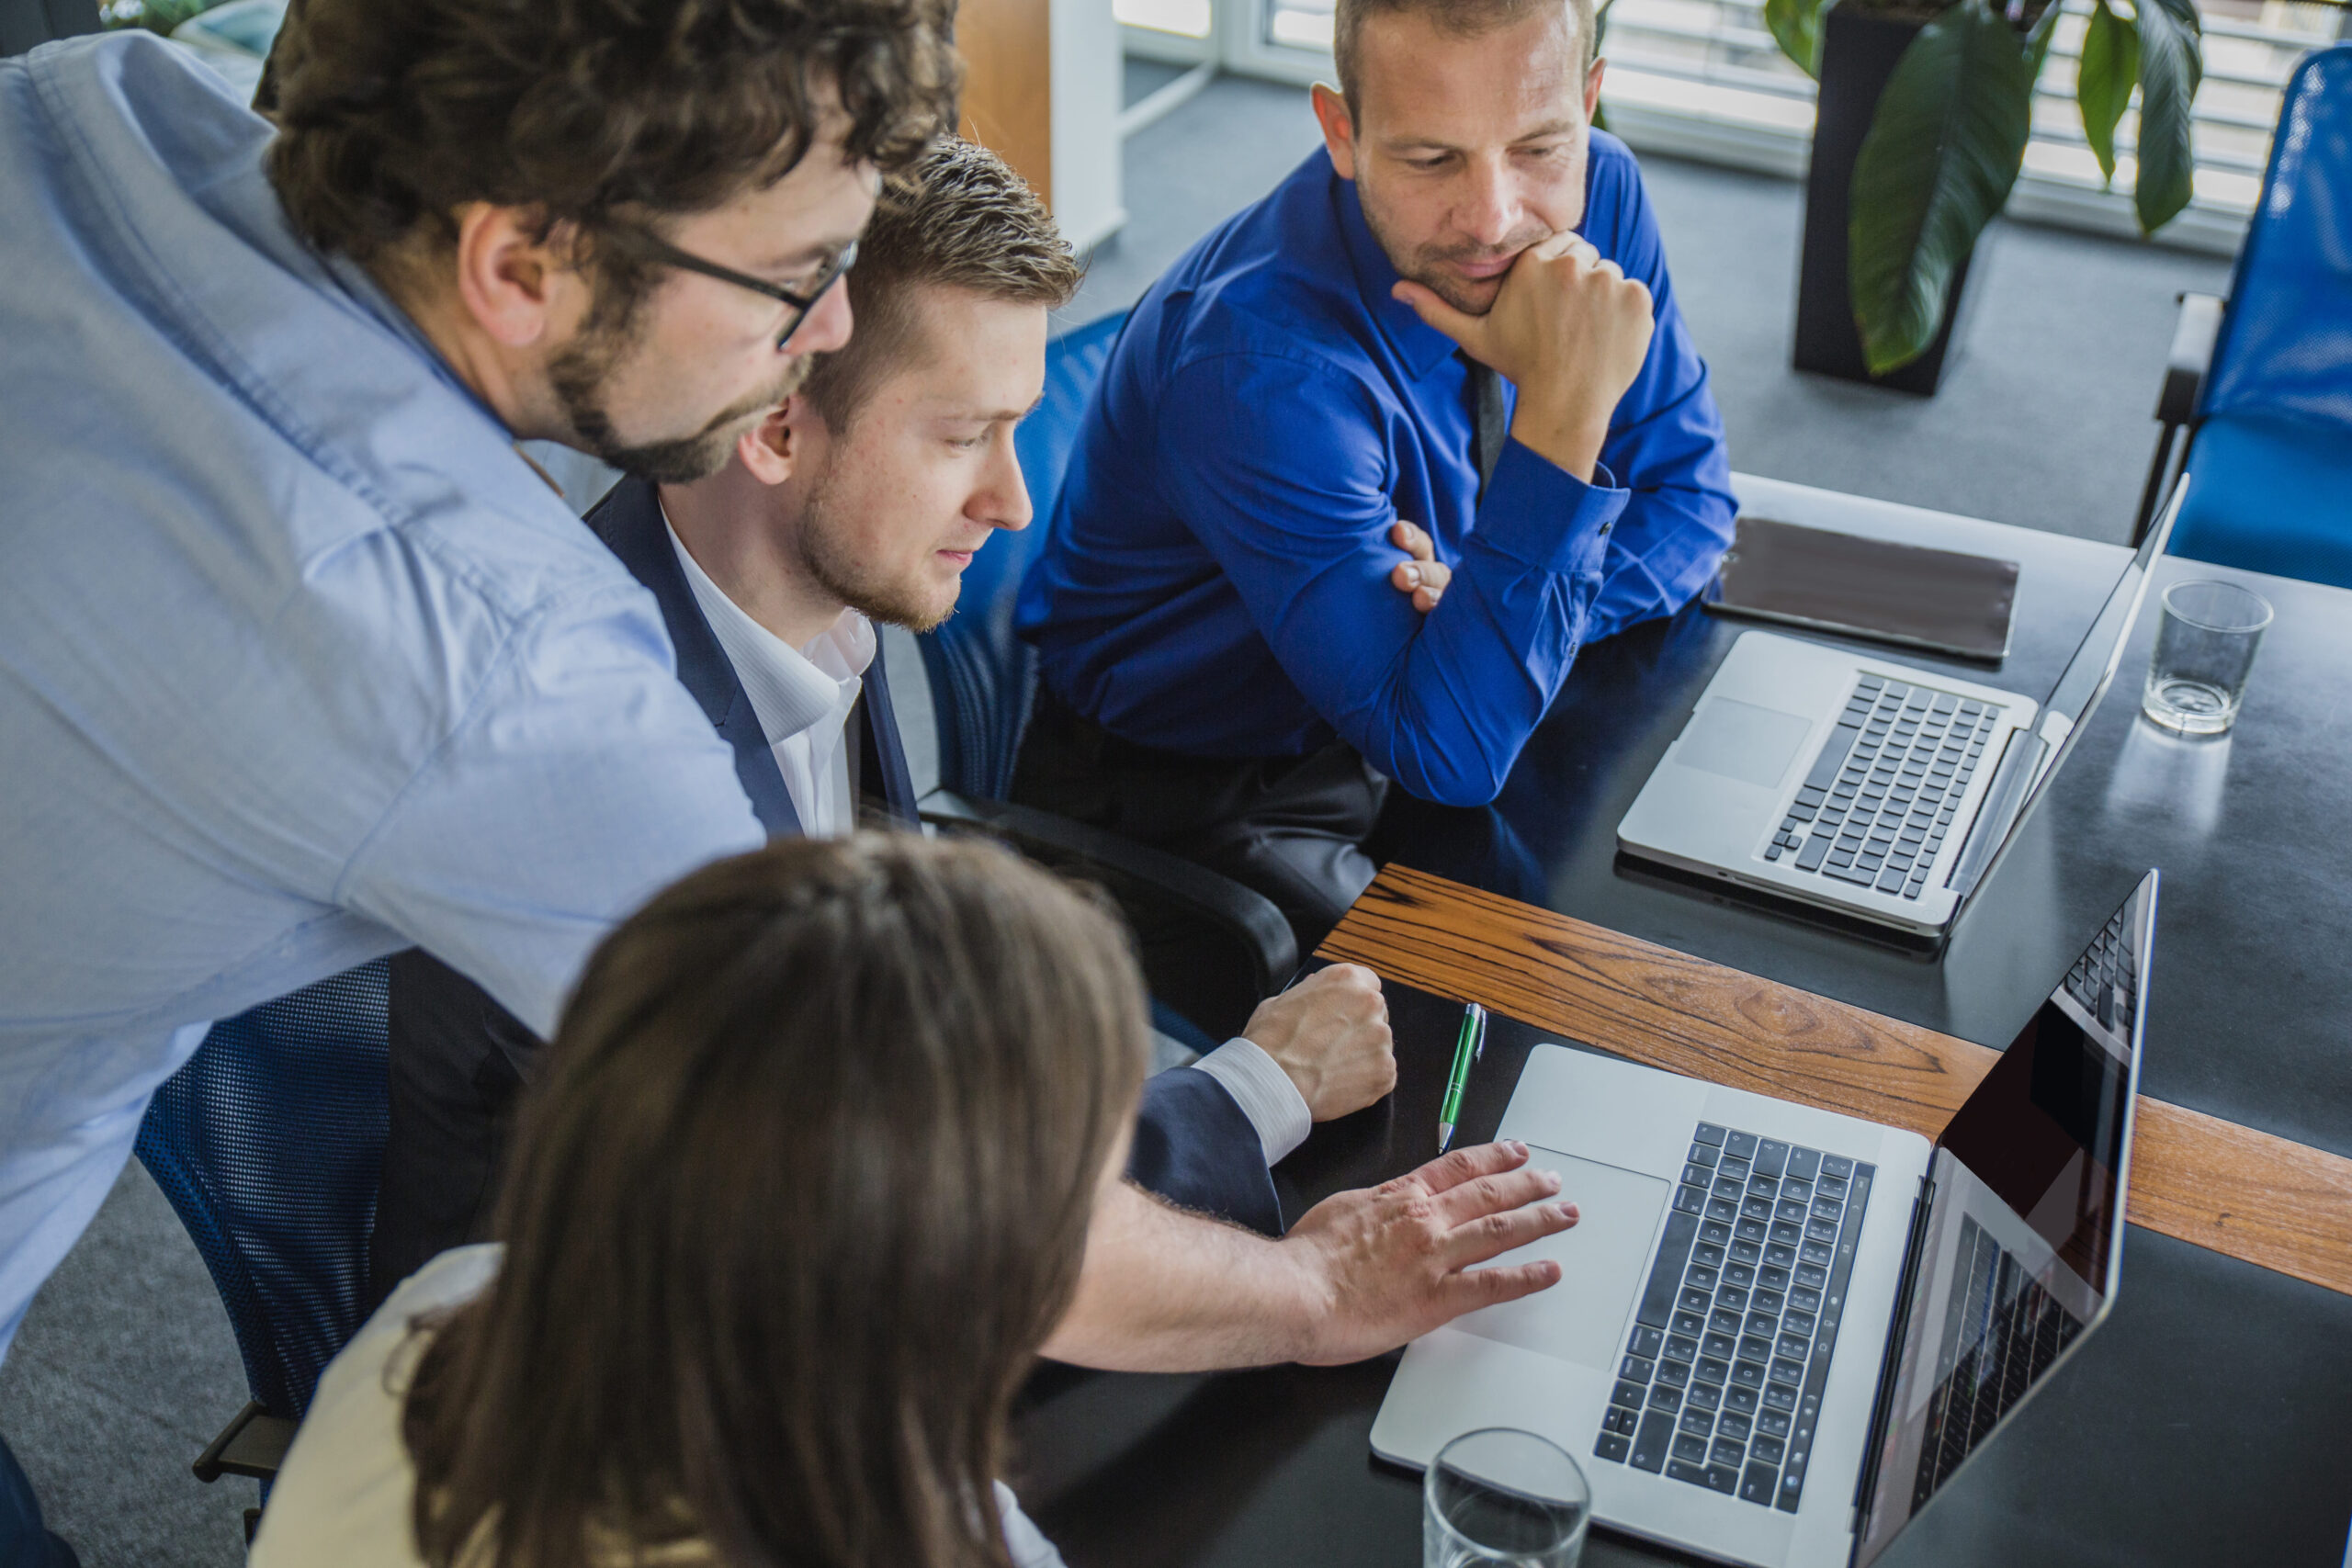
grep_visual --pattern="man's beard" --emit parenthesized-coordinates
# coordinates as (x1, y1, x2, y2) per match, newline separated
(1356, 176, 1554, 318)
(793, 460, 956, 634)
(547, 298, 814, 486)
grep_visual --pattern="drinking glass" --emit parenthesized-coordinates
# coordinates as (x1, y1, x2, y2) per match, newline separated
(2141, 580, 2272, 736)
(1423, 1427, 1590, 1568)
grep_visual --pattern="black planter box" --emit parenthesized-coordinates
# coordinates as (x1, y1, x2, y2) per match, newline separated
(1794, 2, 1979, 396)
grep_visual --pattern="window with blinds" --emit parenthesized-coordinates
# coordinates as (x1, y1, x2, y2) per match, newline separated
(1167, 0, 2344, 249)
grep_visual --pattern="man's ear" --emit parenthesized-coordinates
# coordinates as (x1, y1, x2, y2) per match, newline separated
(1584, 57, 1607, 123)
(735, 402, 797, 486)
(1310, 84, 1361, 182)
(450, 204, 571, 349)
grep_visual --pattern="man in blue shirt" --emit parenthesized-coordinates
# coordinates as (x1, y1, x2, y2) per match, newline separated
(1014, 0, 1736, 948)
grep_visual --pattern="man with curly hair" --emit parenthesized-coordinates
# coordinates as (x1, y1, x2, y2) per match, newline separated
(0, 3, 951, 1554)
(0, 6, 1574, 1558)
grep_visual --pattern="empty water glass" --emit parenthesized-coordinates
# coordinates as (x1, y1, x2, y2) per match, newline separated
(1424, 1427, 1590, 1568)
(2141, 580, 2271, 736)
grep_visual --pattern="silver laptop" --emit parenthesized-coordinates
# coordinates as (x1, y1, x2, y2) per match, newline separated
(1372, 871, 2157, 1567)
(1616, 479, 2184, 938)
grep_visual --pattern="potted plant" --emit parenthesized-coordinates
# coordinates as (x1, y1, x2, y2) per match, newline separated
(1776, 0, 2205, 390)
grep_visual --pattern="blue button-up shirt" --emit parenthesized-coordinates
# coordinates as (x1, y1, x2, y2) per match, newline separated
(1017, 137, 1735, 807)
(0, 36, 764, 1354)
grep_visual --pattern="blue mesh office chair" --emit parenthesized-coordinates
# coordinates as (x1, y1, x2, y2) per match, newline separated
(0, 0, 99, 57)
(134, 960, 390, 1494)
(2136, 45, 2352, 586)
(913, 310, 1297, 1041)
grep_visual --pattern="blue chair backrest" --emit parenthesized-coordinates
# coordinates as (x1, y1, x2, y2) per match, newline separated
(2172, 45, 2352, 585)
(134, 961, 390, 1420)
(919, 309, 1129, 800)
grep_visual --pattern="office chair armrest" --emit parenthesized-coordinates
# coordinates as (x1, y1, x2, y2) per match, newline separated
(919, 791, 1300, 1007)
(2136, 291, 2225, 543)
(191, 1399, 296, 1483)
(2157, 292, 2224, 427)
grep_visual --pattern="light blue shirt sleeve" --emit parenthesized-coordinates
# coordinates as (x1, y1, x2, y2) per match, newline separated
(340, 578, 767, 1039)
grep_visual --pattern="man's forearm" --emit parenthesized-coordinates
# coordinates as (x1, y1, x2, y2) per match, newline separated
(1583, 479, 1736, 643)
(1335, 445, 1621, 808)
(1041, 1179, 1322, 1371)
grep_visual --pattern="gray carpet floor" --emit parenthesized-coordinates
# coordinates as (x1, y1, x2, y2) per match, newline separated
(0, 66, 2236, 1568)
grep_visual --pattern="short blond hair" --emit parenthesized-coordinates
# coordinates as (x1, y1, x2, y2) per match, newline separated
(802, 138, 1082, 431)
(1333, 0, 1597, 121)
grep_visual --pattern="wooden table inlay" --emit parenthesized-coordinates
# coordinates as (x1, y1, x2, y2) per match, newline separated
(1320, 863, 2352, 1298)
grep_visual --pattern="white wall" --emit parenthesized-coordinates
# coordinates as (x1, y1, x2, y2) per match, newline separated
(1049, 0, 1127, 251)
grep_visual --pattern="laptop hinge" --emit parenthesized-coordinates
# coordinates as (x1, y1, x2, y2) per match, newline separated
(1849, 1173, 1937, 1562)
(1943, 729, 2042, 899)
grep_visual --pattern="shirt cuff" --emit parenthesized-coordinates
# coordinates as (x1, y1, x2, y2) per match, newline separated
(1192, 1038, 1314, 1166)
(1474, 439, 1630, 574)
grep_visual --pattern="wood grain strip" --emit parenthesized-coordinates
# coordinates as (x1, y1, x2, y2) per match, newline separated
(1321, 864, 2352, 1298)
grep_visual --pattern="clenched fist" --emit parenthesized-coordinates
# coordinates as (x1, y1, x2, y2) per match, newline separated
(1241, 962, 1397, 1122)
(1391, 231, 1654, 483)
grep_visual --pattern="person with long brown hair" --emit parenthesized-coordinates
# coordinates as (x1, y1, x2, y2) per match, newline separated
(256, 834, 1144, 1566)
(250, 832, 1580, 1566)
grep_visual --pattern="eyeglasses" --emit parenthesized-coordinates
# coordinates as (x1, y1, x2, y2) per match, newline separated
(605, 229, 858, 350)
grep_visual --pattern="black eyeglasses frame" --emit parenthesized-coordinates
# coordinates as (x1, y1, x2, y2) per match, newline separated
(604, 229, 859, 350)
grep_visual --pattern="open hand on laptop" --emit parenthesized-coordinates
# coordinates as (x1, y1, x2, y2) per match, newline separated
(1288, 1140, 1578, 1365)
(1043, 1140, 1577, 1372)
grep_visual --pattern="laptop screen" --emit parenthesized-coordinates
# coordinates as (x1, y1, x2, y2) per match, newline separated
(1945, 479, 2184, 907)
(1851, 872, 2156, 1565)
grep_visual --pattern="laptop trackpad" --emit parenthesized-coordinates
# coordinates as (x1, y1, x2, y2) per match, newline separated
(1454, 1147, 1670, 1371)
(1677, 696, 1815, 789)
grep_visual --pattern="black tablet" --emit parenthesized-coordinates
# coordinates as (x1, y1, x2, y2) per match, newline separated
(1706, 515, 2018, 662)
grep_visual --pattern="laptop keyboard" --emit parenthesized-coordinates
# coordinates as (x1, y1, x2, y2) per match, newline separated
(1592, 1123, 1876, 1513)
(2061, 902, 2138, 1033)
(1764, 676, 2001, 901)
(1909, 1214, 2086, 1506)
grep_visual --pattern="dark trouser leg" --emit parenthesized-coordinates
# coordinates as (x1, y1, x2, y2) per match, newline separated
(1, 1433, 78, 1568)
(1012, 689, 1388, 956)
(367, 951, 534, 1314)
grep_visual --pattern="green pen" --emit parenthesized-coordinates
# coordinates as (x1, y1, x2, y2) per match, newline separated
(1437, 1001, 1487, 1152)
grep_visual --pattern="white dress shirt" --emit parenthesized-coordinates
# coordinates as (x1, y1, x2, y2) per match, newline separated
(665, 513, 875, 839)
(661, 516, 1312, 1160)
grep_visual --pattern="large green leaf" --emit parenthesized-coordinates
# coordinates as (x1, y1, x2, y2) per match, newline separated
(1848, 0, 2039, 375)
(2076, 0, 2139, 184)
(2133, 0, 2203, 232)
(1765, 0, 1831, 79)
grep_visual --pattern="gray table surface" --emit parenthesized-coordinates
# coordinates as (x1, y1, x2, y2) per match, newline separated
(1014, 474, 2352, 1568)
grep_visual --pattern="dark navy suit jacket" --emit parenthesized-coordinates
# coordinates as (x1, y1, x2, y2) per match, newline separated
(388, 478, 1282, 1243)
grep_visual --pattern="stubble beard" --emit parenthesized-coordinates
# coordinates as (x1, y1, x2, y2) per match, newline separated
(547, 294, 815, 486)
(1355, 172, 1556, 319)
(792, 459, 957, 635)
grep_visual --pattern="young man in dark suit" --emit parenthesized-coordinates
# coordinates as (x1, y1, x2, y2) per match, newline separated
(372, 141, 1407, 1302)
